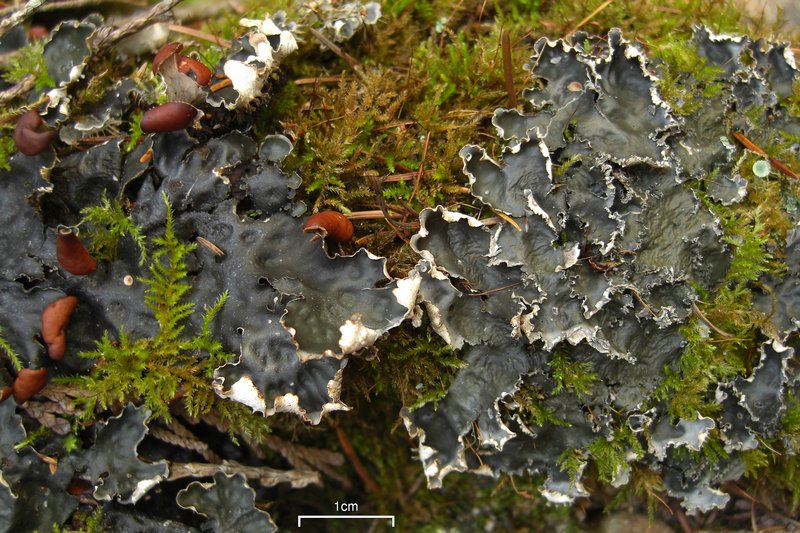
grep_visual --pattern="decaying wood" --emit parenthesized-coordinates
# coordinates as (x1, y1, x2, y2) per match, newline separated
(0, 0, 46, 39)
(0, 74, 36, 106)
(168, 460, 321, 488)
(150, 419, 222, 463)
(89, 0, 183, 52)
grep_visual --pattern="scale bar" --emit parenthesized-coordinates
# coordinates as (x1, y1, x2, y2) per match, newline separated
(297, 515, 395, 527)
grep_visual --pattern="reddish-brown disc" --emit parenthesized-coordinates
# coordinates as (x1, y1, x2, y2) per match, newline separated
(303, 211, 354, 243)
(42, 295, 78, 361)
(176, 56, 212, 86)
(56, 227, 97, 275)
(14, 109, 56, 156)
(152, 42, 183, 73)
(28, 25, 49, 40)
(140, 102, 197, 133)
(1, 386, 11, 403)
(11, 368, 49, 403)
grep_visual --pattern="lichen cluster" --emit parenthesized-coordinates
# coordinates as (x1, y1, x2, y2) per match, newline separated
(402, 27, 800, 512)
(1, 0, 799, 530)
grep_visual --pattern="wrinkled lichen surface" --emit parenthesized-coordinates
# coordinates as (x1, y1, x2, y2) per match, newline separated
(0, 0, 799, 530)
(402, 27, 800, 512)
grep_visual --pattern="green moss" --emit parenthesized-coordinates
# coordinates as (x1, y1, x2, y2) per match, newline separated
(587, 425, 644, 484)
(514, 383, 572, 428)
(2, 40, 55, 91)
(652, 319, 746, 419)
(79, 195, 147, 265)
(0, 324, 22, 372)
(13, 425, 47, 452)
(125, 111, 144, 153)
(549, 349, 599, 398)
(652, 37, 726, 116)
(0, 134, 15, 172)
(606, 465, 667, 522)
(67, 194, 269, 441)
(557, 447, 586, 487)
(355, 320, 467, 411)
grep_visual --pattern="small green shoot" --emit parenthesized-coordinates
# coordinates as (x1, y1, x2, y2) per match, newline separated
(80, 195, 147, 265)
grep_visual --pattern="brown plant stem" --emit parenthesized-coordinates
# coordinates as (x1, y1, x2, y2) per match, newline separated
(501, 29, 517, 108)
(334, 423, 380, 494)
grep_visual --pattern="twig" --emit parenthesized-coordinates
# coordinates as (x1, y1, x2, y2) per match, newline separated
(149, 421, 221, 463)
(295, 75, 349, 85)
(691, 301, 734, 338)
(566, 0, 615, 37)
(334, 424, 380, 494)
(410, 131, 430, 203)
(382, 171, 419, 182)
(209, 78, 232, 92)
(89, 0, 184, 52)
(0, 0, 46, 39)
(348, 210, 403, 220)
(631, 287, 658, 318)
(308, 27, 363, 79)
(195, 235, 225, 256)
(493, 210, 522, 231)
(673, 503, 695, 533)
(167, 23, 231, 48)
(0, 74, 36, 106)
(262, 434, 350, 489)
(501, 29, 517, 108)
(732, 130, 798, 179)
(369, 176, 416, 241)
(466, 281, 524, 297)
(38, 0, 145, 13)
(168, 460, 321, 488)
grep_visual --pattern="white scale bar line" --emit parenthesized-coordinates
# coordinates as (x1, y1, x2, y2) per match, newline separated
(297, 515, 395, 527)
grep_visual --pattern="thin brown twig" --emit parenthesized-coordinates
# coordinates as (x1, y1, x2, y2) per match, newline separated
(369, 176, 416, 241)
(308, 27, 364, 79)
(348, 210, 404, 220)
(692, 301, 734, 338)
(374, 120, 417, 132)
(465, 281, 524, 297)
(673, 503, 695, 533)
(410, 131, 430, 203)
(566, 0, 615, 37)
(732, 130, 798, 179)
(295, 75, 349, 85)
(334, 424, 380, 494)
(209, 78, 232, 92)
(382, 171, 419, 182)
(501, 29, 517, 108)
(167, 23, 230, 48)
(751, 499, 759, 533)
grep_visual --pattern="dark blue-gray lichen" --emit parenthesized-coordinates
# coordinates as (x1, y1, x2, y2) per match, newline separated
(402, 27, 799, 512)
(176, 472, 277, 533)
(76, 403, 168, 503)
(0, 401, 79, 532)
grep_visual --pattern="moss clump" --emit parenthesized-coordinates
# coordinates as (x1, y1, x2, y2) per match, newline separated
(514, 383, 572, 428)
(68, 194, 269, 441)
(652, 37, 726, 116)
(549, 349, 600, 398)
(79, 195, 147, 265)
(2, 40, 55, 91)
(587, 425, 644, 484)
